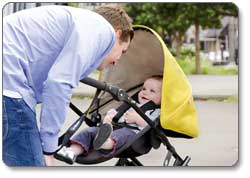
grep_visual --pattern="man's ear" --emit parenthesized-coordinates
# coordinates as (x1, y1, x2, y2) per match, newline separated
(115, 29, 122, 38)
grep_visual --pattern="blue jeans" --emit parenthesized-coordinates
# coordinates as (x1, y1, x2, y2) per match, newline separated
(2, 96, 45, 166)
(72, 126, 135, 157)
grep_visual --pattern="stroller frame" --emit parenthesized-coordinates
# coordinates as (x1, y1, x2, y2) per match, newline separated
(55, 77, 191, 166)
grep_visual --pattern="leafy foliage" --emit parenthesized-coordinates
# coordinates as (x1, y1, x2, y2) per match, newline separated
(125, 3, 238, 74)
(126, 3, 237, 38)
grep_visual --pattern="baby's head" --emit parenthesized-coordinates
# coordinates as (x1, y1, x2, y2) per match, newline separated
(138, 75, 163, 105)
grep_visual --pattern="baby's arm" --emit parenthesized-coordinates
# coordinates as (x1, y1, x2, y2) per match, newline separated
(125, 109, 160, 128)
(103, 109, 117, 124)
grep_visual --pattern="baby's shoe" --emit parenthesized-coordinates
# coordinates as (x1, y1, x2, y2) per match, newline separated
(56, 146, 77, 165)
(93, 123, 113, 150)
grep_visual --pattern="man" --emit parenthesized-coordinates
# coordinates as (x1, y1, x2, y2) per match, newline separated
(2, 4, 133, 166)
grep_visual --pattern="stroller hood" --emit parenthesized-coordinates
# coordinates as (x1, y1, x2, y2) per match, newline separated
(95, 25, 199, 138)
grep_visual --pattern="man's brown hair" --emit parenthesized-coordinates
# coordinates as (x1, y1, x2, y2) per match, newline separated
(94, 5, 134, 42)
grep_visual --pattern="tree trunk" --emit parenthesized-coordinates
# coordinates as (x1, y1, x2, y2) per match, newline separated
(195, 21, 201, 74)
(176, 32, 182, 59)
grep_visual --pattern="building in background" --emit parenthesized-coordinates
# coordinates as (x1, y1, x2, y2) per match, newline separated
(185, 16, 238, 64)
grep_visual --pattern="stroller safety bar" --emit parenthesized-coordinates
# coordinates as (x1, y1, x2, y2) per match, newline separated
(80, 77, 132, 102)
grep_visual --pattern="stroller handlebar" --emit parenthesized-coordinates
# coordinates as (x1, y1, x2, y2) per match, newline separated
(80, 77, 134, 102)
(80, 77, 107, 91)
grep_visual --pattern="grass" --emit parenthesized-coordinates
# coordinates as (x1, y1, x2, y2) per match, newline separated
(221, 96, 238, 102)
(177, 57, 238, 75)
(195, 96, 238, 102)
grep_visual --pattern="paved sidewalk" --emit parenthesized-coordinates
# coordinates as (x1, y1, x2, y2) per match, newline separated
(73, 74, 238, 99)
(188, 75, 238, 99)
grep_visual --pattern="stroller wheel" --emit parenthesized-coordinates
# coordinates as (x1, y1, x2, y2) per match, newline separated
(115, 158, 141, 166)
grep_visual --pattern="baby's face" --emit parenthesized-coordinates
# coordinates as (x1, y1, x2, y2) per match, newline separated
(138, 78, 162, 105)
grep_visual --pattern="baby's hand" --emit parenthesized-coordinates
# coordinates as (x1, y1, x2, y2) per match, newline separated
(103, 109, 117, 124)
(124, 110, 140, 124)
(103, 115, 113, 124)
(107, 109, 117, 117)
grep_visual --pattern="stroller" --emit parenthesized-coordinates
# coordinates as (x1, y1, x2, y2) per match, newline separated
(54, 25, 199, 166)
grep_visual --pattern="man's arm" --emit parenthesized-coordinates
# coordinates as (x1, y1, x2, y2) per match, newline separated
(39, 13, 116, 162)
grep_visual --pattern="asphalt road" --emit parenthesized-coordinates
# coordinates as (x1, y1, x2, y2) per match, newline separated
(35, 99, 238, 167)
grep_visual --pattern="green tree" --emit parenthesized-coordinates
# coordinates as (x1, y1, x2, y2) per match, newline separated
(125, 3, 238, 74)
(125, 3, 191, 59)
(179, 3, 238, 74)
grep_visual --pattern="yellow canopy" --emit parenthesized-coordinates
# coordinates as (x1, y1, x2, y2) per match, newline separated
(143, 26, 198, 138)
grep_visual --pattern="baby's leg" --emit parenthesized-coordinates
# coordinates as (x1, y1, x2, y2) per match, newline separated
(111, 127, 135, 150)
(99, 137, 115, 150)
(71, 126, 99, 154)
(99, 128, 135, 150)
(98, 127, 135, 157)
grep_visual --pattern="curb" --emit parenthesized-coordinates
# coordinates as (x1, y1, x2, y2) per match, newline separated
(193, 95, 238, 100)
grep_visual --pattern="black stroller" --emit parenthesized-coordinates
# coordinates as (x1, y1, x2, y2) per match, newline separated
(54, 26, 199, 166)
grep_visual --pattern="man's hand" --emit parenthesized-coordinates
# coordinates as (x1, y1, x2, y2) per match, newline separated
(44, 155, 55, 166)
